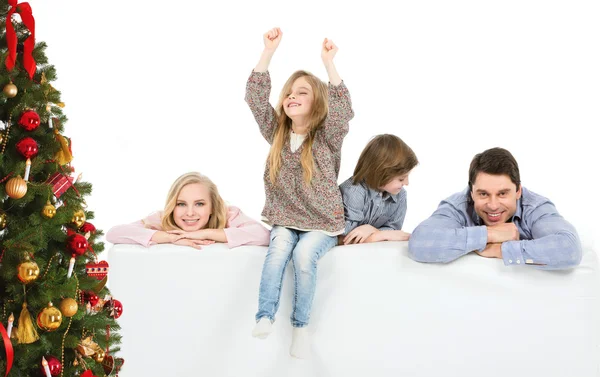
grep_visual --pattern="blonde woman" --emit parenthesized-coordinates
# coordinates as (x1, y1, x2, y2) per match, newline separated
(106, 172, 270, 249)
(245, 27, 354, 358)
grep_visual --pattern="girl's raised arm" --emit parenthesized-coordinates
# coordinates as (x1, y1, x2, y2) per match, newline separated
(321, 38, 341, 85)
(254, 27, 283, 72)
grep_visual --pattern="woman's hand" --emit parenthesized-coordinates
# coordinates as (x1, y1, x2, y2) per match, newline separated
(166, 229, 210, 240)
(152, 230, 219, 248)
(167, 228, 227, 243)
(151, 230, 185, 244)
(173, 238, 215, 250)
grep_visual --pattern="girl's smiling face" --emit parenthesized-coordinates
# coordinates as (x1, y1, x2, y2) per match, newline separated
(173, 183, 213, 231)
(283, 76, 314, 120)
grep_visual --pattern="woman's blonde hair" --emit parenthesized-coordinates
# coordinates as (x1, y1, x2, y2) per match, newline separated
(161, 172, 228, 230)
(353, 134, 418, 190)
(268, 70, 329, 184)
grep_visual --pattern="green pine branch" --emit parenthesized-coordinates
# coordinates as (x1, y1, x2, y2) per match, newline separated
(1, 0, 123, 375)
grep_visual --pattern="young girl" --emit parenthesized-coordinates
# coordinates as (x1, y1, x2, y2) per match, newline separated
(245, 27, 354, 359)
(339, 134, 418, 245)
(106, 172, 270, 248)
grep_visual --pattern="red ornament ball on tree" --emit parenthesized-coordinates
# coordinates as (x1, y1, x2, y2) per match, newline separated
(80, 222, 96, 233)
(104, 299, 123, 319)
(84, 291, 99, 306)
(16, 137, 38, 159)
(40, 355, 62, 376)
(66, 234, 88, 256)
(18, 110, 41, 131)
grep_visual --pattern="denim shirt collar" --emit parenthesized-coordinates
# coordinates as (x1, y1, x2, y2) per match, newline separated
(366, 185, 399, 203)
(512, 198, 523, 222)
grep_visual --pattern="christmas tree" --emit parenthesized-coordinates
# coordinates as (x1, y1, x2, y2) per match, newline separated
(0, 1, 123, 376)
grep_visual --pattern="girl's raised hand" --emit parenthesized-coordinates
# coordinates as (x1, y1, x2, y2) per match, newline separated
(263, 27, 283, 51)
(321, 38, 338, 63)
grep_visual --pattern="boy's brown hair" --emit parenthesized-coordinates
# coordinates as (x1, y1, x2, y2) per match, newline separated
(352, 134, 418, 189)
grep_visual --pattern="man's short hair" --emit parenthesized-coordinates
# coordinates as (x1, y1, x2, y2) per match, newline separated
(468, 147, 521, 192)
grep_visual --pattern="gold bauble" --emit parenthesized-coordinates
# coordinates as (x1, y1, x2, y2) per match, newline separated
(71, 209, 86, 228)
(3, 83, 18, 98)
(59, 297, 78, 317)
(17, 258, 40, 284)
(0, 210, 6, 230)
(37, 302, 62, 331)
(42, 201, 57, 219)
(6, 175, 27, 199)
(92, 348, 105, 363)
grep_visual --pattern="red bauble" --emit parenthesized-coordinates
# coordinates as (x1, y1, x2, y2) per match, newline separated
(104, 299, 123, 319)
(81, 370, 97, 377)
(18, 110, 41, 131)
(40, 355, 62, 376)
(84, 291, 99, 306)
(66, 234, 88, 256)
(80, 222, 96, 233)
(16, 137, 38, 159)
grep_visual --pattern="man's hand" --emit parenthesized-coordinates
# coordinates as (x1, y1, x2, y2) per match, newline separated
(487, 223, 519, 244)
(475, 243, 503, 259)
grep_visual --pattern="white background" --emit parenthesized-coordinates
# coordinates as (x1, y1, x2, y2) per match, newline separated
(21, 0, 599, 249)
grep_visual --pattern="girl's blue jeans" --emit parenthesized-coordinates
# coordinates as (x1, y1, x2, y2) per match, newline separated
(255, 226, 336, 328)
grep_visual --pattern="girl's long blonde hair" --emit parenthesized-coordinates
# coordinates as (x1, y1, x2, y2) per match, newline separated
(268, 70, 329, 184)
(161, 172, 228, 231)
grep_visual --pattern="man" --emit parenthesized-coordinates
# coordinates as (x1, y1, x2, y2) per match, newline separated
(408, 147, 581, 269)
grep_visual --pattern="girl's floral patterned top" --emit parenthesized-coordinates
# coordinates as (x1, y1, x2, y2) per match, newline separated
(245, 70, 354, 234)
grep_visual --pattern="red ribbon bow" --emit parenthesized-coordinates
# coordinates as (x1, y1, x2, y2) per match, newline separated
(5, 0, 36, 79)
(0, 322, 14, 377)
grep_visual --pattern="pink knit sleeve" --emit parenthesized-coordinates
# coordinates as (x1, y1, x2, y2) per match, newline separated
(223, 206, 270, 248)
(105, 212, 164, 247)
